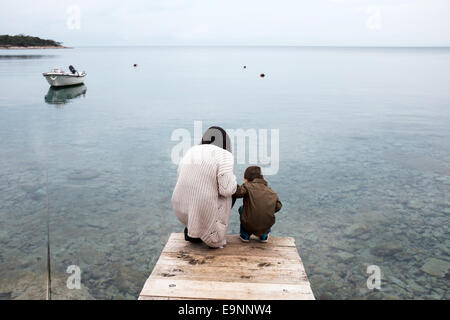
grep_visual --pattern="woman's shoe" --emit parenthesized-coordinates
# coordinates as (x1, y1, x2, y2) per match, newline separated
(259, 234, 269, 243)
(184, 227, 202, 243)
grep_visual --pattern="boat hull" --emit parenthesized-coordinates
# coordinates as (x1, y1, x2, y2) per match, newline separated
(43, 74, 86, 87)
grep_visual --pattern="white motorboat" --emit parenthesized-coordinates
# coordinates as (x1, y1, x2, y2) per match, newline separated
(43, 65, 86, 87)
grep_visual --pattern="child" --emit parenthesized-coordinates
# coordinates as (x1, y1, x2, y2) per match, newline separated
(234, 166, 282, 243)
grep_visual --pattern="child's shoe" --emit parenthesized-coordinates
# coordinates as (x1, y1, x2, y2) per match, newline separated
(259, 234, 269, 243)
(239, 234, 250, 243)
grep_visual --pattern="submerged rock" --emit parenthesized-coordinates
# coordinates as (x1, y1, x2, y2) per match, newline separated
(371, 243, 402, 257)
(334, 251, 355, 263)
(1, 271, 94, 300)
(309, 275, 326, 288)
(405, 200, 423, 210)
(20, 183, 42, 193)
(67, 169, 100, 181)
(406, 280, 427, 294)
(388, 276, 406, 288)
(343, 224, 368, 238)
(313, 266, 333, 276)
(329, 242, 347, 250)
(437, 240, 450, 257)
(30, 190, 46, 201)
(420, 258, 450, 278)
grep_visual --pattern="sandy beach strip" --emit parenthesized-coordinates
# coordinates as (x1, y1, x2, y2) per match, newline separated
(0, 46, 71, 50)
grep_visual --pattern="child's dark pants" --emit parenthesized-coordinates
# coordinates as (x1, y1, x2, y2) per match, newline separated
(238, 205, 270, 240)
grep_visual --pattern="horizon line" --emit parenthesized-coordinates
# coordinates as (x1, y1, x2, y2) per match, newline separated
(68, 44, 450, 48)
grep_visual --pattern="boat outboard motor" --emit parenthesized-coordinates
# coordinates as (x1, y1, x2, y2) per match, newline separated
(69, 65, 77, 74)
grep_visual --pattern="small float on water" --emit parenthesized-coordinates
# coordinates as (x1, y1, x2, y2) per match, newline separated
(43, 65, 86, 87)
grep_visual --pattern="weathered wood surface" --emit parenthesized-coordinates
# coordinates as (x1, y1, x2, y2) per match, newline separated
(138, 233, 315, 300)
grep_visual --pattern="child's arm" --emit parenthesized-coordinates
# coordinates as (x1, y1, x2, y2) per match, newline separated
(234, 184, 248, 198)
(275, 197, 282, 212)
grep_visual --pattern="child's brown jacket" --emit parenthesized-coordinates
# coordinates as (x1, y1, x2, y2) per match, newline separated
(234, 178, 282, 236)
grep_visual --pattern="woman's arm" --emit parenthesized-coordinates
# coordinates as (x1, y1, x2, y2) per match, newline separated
(217, 150, 237, 197)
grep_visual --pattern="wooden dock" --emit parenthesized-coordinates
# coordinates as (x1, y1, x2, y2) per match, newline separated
(138, 233, 315, 300)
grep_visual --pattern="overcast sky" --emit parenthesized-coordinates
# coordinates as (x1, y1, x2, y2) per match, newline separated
(1, 0, 449, 46)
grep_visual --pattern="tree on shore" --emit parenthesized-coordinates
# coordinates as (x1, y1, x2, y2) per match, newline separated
(0, 34, 62, 47)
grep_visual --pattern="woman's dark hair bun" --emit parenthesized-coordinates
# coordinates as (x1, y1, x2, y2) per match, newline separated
(201, 126, 231, 153)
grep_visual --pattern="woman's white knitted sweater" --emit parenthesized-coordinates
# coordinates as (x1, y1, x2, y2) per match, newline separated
(172, 144, 237, 248)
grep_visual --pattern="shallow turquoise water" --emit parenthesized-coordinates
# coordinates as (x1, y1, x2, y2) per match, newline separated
(0, 47, 449, 299)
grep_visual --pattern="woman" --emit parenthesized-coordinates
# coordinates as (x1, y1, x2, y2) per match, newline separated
(171, 126, 237, 248)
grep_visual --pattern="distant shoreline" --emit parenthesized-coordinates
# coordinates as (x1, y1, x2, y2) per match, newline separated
(0, 46, 71, 50)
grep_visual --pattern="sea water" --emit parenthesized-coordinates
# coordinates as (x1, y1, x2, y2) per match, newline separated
(0, 46, 449, 299)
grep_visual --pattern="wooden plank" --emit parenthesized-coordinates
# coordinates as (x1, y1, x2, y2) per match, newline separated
(169, 233, 297, 247)
(162, 242, 301, 260)
(140, 278, 315, 300)
(150, 262, 308, 284)
(139, 233, 315, 300)
(138, 296, 205, 300)
(155, 251, 306, 270)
